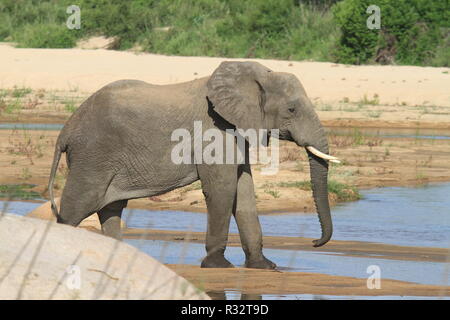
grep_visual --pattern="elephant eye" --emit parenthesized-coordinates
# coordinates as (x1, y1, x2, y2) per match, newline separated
(288, 107, 296, 113)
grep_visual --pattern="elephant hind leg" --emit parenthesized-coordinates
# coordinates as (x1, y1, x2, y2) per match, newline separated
(57, 190, 98, 227)
(97, 200, 127, 240)
(57, 170, 108, 228)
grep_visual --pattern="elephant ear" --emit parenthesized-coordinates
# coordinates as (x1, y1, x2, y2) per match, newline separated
(207, 61, 271, 131)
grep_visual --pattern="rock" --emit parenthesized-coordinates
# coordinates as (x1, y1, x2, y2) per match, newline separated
(0, 213, 209, 300)
(76, 36, 119, 50)
(27, 198, 126, 233)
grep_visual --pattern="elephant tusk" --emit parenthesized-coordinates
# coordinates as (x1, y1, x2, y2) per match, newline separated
(306, 146, 341, 163)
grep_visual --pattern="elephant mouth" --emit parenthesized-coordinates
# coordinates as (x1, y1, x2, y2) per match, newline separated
(305, 146, 341, 164)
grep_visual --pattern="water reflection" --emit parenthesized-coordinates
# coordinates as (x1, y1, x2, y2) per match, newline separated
(206, 291, 262, 300)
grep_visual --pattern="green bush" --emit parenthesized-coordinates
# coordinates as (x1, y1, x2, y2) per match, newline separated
(0, 0, 448, 66)
(13, 23, 78, 48)
(333, 0, 450, 66)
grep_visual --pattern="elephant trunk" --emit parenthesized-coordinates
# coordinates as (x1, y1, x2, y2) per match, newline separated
(295, 122, 333, 247)
(307, 145, 333, 247)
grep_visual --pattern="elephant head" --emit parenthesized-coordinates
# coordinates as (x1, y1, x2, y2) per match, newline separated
(207, 61, 338, 247)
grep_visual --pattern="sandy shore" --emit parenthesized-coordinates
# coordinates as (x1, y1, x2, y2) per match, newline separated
(127, 228, 450, 297)
(168, 265, 450, 297)
(0, 42, 449, 128)
(0, 42, 448, 106)
(1, 128, 450, 213)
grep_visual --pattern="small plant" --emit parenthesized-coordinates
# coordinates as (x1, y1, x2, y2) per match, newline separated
(351, 129, 365, 146)
(415, 172, 426, 181)
(0, 184, 40, 200)
(327, 180, 360, 202)
(20, 168, 32, 180)
(294, 160, 304, 172)
(366, 110, 382, 118)
(5, 99, 22, 114)
(358, 94, 380, 106)
(276, 180, 312, 190)
(11, 86, 32, 98)
(342, 105, 361, 112)
(24, 97, 40, 109)
(64, 100, 78, 113)
(182, 181, 202, 193)
(264, 189, 280, 199)
(280, 147, 302, 162)
(7, 130, 44, 164)
(319, 104, 333, 111)
(0, 89, 9, 98)
(35, 89, 46, 99)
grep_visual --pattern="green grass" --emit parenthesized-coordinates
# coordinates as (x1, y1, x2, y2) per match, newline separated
(4, 99, 22, 114)
(327, 180, 361, 202)
(264, 189, 280, 199)
(64, 100, 78, 113)
(0, 1, 339, 62)
(11, 86, 32, 98)
(350, 129, 365, 146)
(366, 110, 383, 118)
(266, 179, 360, 202)
(358, 94, 380, 106)
(276, 180, 312, 190)
(183, 181, 202, 192)
(0, 184, 41, 200)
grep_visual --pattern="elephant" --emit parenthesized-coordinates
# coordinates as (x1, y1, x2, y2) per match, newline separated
(48, 61, 339, 269)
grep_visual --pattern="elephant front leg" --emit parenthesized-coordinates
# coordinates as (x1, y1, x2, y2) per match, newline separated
(198, 164, 238, 268)
(234, 164, 276, 269)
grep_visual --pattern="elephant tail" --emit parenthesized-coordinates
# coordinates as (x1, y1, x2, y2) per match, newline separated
(48, 141, 65, 219)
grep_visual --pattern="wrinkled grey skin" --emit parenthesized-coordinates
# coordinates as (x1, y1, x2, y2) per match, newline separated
(48, 61, 332, 269)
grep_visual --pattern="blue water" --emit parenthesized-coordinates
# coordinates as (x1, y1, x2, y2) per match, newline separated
(4, 183, 449, 248)
(3, 183, 450, 295)
(126, 239, 449, 286)
(2, 123, 450, 140)
(120, 182, 450, 248)
(0, 123, 64, 131)
(224, 291, 450, 300)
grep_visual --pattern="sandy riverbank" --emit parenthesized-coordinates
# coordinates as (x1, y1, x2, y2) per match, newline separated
(124, 228, 450, 297)
(1, 128, 450, 213)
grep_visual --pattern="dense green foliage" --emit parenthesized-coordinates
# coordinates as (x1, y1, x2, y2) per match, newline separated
(333, 0, 450, 66)
(0, 0, 448, 66)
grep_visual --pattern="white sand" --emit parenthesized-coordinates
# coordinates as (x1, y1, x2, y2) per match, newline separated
(1, 42, 448, 107)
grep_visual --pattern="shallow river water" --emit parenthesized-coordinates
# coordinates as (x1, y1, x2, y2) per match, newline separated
(2, 183, 450, 299)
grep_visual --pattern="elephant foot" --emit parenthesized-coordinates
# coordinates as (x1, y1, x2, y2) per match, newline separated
(201, 254, 234, 268)
(245, 256, 277, 270)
